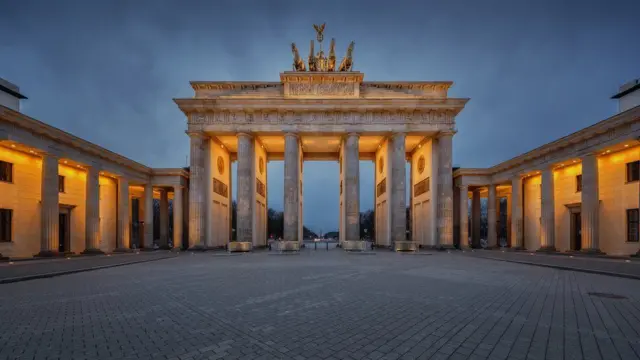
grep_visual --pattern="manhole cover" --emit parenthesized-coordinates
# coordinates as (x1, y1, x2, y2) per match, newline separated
(588, 292, 627, 300)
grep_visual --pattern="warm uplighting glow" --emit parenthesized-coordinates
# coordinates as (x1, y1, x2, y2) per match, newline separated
(572, 160, 577, 163)
(10, 144, 15, 148)
(418, 144, 422, 148)
(64, 160, 68, 164)
(606, 150, 611, 153)
(29, 150, 34, 154)
(221, 144, 224, 148)
(625, 144, 630, 148)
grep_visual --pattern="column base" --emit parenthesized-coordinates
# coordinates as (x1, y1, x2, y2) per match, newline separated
(157, 245, 172, 250)
(436, 244, 456, 251)
(35, 250, 64, 257)
(536, 246, 557, 253)
(580, 248, 604, 255)
(112, 248, 133, 253)
(509, 246, 526, 251)
(228, 242, 252, 252)
(394, 241, 418, 252)
(273, 241, 300, 252)
(81, 248, 105, 255)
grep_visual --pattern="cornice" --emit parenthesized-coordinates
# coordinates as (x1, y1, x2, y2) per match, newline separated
(152, 168, 189, 178)
(453, 168, 492, 177)
(174, 97, 469, 113)
(0, 105, 152, 175)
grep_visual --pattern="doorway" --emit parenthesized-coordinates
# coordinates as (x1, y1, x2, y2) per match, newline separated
(58, 207, 71, 253)
(571, 212, 582, 251)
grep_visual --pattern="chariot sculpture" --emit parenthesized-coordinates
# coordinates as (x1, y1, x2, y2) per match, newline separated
(291, 23, 354, 72)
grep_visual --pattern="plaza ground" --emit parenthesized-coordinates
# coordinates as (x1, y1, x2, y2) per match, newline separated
(2, 252, 640, 360)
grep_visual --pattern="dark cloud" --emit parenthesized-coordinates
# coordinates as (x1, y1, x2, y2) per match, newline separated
(1, 0, 638, 233)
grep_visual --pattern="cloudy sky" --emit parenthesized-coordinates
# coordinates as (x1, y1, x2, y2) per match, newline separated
(1, 0, 638, 233)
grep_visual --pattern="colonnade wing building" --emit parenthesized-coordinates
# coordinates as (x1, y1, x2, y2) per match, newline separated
(0, 72, 638, 258)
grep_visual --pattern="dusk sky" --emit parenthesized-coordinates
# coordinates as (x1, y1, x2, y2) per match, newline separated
(1, 0, 638, 233)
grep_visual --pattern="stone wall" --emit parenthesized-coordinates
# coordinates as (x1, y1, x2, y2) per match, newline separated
(374, 139, 391, 246)
(98, 176, 117, 252)
(411, 139, 435, 246)
(523, 175, 542, 250)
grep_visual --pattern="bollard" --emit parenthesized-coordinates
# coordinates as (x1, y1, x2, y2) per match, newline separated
(326, 242, 329, 251)
(315, 242, 317, 250)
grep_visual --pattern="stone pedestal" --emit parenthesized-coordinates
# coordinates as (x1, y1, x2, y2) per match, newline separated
(510, 176, 524, 249)
(539, 168, 556, 251)
(284, 133, 300, 242)
(228, 241, 252, 252)
(394, 241, 418, 252)
(390, 133, 406, 245)
(459, 185, 469, 248)
(188, 132, 206, 248)
(487, 184, 497, 248)
(344, 133, 360, 240)
(144, 183, 154, 249)
(437, 131, 454, 248)
(38, 154, 59, 257)
(581, 153, 601, 253)
(83, 165, 103, 254)
(342, 240, 369, 252)
(273, 241, 300, 252)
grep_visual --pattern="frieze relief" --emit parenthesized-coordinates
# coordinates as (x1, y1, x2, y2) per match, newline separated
(188, 110, 455, 126)
(288, 83, 355, 96)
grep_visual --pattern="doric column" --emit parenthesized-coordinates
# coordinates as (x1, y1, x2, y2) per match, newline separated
(284, 133, 300, 242)
(173, 186, 183, 250)
(511, 176, 524, 249)
(581, 153, 601, 253)
(540, 168, 556, 251)
(237, 132, 255, 243)
(83, 164, 102, 254)
(188, 132, 206, 248)
(39, 154, 59, 256)
(159, 189, 169, 248)
(459, 185, 469, 248)
(487, 184, 497, 248)
(390, 132, 406, 244)
(144, 183, 154, 248)
(472, 189, 481, 248)
(437, 131, 454, 248)
(344, 133, 360, 241)
(116, 177, 130, 251)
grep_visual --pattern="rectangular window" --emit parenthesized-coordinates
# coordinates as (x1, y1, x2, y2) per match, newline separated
(627, 161, 640, 182)
(0, 160, 13, 183)
(0, 209, 12, 242)
(58, 175, 65, 193)
(628, 209, 639, 242)
(576, 174, 582, 192)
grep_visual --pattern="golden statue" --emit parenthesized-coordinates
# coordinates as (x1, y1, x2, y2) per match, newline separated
(328, 38, 336, 71)
(308, 40, 317, 72)
(313, 23, 326, 43)
(291, 43, 306, 71)
(338, 41, 355, 72)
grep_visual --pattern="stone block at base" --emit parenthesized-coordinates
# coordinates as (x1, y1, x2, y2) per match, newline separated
(536, 246, 557, 253)
(342, 240, 368, 252)
(273, 241, 300, 252)
(394, 241, 418, 252)
(112, 248, 133, 253)
(81, 248, 105, 255)
(228, 242, 252, 252)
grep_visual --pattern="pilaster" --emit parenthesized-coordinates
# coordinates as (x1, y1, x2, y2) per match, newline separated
(284, 132, 300, 242)
(188, 132, 206, 248)
(115, 177, 131, 251)
(144, 183, 154, 249)
(437, 131, 454, 248)
(38, 154, 60, 256)
(581, 153, 601, 253)
(82, 165, 102, 254)
(539, 167, 556, 252)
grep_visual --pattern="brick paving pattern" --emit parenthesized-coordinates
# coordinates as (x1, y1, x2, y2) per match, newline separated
(1, 251, 640, 359)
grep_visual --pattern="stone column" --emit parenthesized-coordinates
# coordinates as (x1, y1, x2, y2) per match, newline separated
(83, 165, 102, 254)
(437, 131, 454, 248)
(116, 177, 130, 251)
(144, 183, 154, 249)
(540, 168, 556, 251)
(39, 154, 59, 256)
(284, 133, 300, 242)
(237, 132, 254, 243)
(188, 132, 206, 248)
(511, 176, 524, 249)
(173, 186, 183, 250)
(344, 133, 360, 241)
(459, 185, 469, 248)
(487, 184, 497, 248)
(390, 132, 406, 244)
(159, 189, 169, 248)
(472, 189, 481, 248)
(581, 153, 600, 253)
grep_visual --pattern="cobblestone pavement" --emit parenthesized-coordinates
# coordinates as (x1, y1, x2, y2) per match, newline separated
(2, 251, 640, 360)
(462, 249, 640, 279)
(0, 252, 176, 283)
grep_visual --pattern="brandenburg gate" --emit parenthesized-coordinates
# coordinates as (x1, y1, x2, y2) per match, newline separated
(174, 25, 468, 251)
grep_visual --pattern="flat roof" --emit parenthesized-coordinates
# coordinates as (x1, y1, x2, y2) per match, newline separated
(0, 82, 27, 100)
(612, 82, 640, 99)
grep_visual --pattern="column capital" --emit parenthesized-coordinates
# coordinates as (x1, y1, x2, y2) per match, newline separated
(437, 130, 457, 138)
(458, 184, 469, 190)
(390, 132, 406, 139)
(284, 132, 299, 139)
(173, 185, 184, 191)
(186, 131, 207, 139)
(237, 132, 254, 139)
(346, 132, 360, 138)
